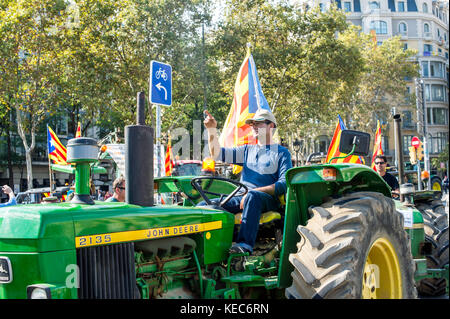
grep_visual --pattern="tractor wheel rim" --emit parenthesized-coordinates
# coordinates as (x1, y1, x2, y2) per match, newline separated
(362, 237, 402, 299)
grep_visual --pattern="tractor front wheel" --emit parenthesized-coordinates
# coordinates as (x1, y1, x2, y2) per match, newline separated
(286, 192, 416, 299)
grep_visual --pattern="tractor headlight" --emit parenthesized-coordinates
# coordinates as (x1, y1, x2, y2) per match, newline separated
(27, 285, 52, 299)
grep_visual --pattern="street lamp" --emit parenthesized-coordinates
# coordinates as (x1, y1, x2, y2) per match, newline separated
(293, 139, 301, 167)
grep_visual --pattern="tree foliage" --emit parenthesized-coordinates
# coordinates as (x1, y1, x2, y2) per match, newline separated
(0, 0, 423, 182)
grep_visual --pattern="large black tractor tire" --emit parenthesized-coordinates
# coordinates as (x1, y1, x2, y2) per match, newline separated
(415, 200, 449, 296)
(285, 192, 416, 299)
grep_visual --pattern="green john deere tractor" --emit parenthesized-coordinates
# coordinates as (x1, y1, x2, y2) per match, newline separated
(0, 99, 448, 299)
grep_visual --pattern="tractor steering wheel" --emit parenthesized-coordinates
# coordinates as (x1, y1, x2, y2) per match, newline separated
(191, 176, 248, 208)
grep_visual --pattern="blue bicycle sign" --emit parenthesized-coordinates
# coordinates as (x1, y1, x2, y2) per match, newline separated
(150, 61, 172, 106)
(155, 68, 168, 81)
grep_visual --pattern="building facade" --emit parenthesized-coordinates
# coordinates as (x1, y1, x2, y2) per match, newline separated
(299, 0, 449, 170)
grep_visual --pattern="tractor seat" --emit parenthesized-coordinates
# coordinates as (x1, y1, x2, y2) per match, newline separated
(234, 194, 285, 225)
(234, 211, 282, 225)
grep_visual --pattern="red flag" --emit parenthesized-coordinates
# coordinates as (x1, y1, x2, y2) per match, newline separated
(326, 115, 364, 164)
(219, 46, 272, 174)
(75, 122, 81, 138)
(371, 120, 384, 171)
(165, 138, 174, 176)
(47, 125, 67, 165)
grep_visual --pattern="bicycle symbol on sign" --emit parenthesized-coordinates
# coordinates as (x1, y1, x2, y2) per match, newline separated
(155, 68, 168, 81)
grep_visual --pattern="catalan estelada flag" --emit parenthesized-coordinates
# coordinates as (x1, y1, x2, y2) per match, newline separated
(164, 138, 174, 176)
(371, 120, 384, 171)
(219, 46, 272, 173)
(325, 115, 364, 164)
(75, 122, 81, 138)
(47, 125, 67, 165)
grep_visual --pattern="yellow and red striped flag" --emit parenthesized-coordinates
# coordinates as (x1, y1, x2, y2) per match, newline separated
(75, 122, 81, 138)
(219, 46, 272, 174)
(326, 115, 364, 164)
(164, 138, 174, 176)
(371, 120, 384, 171)
(47, 125, 67, 165)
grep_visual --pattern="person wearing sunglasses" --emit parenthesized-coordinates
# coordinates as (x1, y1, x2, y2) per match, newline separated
(105, 175, 126, 202)
(374, 155, 399, 198)
(202, 108, 292, 255)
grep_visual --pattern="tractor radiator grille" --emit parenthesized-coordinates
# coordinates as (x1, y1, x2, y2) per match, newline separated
(77, 243, 136, 299)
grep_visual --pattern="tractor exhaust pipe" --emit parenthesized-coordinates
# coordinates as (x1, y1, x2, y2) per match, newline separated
(125, 92, 154, 206)
(393, 114, 405, 202)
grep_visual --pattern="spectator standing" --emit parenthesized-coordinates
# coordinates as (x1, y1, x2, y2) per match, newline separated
(105, 176, 126, 202)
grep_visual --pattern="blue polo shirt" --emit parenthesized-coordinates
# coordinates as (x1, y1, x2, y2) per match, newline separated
(220, 144, 292, 197)
(0, 197, 17, 208)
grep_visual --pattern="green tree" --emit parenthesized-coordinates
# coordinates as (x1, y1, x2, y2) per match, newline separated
(432, 143, 449, 173)
(56, 0, 207, 137)
(0, 0, 67, 189)
(335, 27, 419, 133)
(210, 2, 364, 154)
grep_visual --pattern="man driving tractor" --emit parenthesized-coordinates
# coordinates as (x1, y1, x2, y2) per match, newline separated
(200, 109, 292, 254)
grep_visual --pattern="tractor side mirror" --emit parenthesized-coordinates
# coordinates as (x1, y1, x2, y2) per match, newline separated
(339, 130, 371, 157)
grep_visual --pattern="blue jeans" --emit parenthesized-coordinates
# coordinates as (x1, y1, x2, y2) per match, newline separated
(197, 190, 280, 252)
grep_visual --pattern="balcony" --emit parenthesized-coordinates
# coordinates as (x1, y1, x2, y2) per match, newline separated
(424, 32, 432, 40)
(395, 32, 408, 39)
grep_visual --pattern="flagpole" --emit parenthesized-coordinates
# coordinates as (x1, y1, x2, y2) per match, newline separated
(47, 125, 54, 195)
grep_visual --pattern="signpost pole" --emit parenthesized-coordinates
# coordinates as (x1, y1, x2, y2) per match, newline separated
(156, 104, 161, 178)
(417, 159, 422, 191)
(411, 136, 422, 191)
(148, 60, 172, 204)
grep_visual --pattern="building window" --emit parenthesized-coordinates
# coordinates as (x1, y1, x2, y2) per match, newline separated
(423, 43, 432, 55)
(427, 107, 432, 124)
(432, 108, 448, 125)
(425, 84, 430, 101)
(398, 1, 405, 12)
(369, 2, 380, 9)
(402, 111, 413, 128)
(421, 61, 429, 77)
(403, 43, 408, 50)
(423, 23, 430, 34)
(430, 61, 444, 78)
(370, 20, 388, 34)
(314, 136, 329, 153)
(422, 3, 428, 13)
(398, 22, 407, 35)
(344, 1, 351, 12)
(433, 132, 448, 153)
(427, 108, 449, 126)
(431, 84, 445, 101)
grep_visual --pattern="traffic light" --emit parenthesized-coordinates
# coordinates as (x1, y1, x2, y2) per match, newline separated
(417, 142, 424, 161)
(409, 146, 417, 164)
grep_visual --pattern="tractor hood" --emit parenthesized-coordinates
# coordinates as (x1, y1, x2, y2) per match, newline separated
(0, 202, 233, 253)
(286, 163, 392, 197)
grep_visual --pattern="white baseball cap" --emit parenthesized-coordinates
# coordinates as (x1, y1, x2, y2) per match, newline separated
(245, 109, 277, 127)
